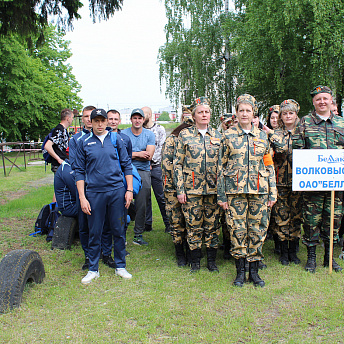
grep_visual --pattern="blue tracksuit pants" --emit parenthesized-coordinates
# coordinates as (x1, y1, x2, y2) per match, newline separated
(86, 187, 126, 271)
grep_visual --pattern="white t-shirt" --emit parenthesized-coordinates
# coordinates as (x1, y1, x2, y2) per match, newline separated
(96, 132, 108, 144)
(198, 129, 207, 137)
(243, 129, 251, 134)
(317, 113, 330, 121)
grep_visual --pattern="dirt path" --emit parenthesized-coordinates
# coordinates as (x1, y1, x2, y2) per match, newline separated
(0, 174, 54, 206)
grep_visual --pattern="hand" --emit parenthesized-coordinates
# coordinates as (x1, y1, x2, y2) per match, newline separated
(80, 197, 91, 215)
(262, 125, 271, 134)
(268, 200, 276, 208)
(125, 191, 133, 209)
(218, 201, 229, 210)
(177, 194, 187, 204)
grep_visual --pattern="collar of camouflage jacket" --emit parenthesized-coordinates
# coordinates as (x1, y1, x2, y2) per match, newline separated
(236, 123, 259, 137)
(312, 111, 334, 124)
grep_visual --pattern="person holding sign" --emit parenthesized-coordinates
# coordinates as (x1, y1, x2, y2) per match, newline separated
(292, 85, 344, 273)
(217, 94, 277, 287)
(269, 99, 302, 266)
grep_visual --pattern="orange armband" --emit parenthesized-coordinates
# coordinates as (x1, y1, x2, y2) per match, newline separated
(263, 153, 273, 166)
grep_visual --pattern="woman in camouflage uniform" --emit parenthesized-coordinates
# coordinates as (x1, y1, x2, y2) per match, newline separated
(218, 94, 277, 287)
(269, 99, 302, 266)
(161, 106, 193, 267)
(174, 97, 222, 273)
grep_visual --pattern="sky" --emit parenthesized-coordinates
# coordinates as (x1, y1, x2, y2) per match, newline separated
(63, 0, 172, 113)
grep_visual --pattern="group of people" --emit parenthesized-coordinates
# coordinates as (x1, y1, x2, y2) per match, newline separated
(49, 106, 169, 284)
(48, 84, 344, 287)
(162, 85, 343, 288)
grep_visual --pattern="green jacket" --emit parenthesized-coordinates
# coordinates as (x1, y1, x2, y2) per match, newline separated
(292, 112, 344, 150)
(217, 124, 277, 203)
(174, 126, 221, 196)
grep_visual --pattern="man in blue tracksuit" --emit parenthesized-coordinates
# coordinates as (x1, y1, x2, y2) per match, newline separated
(74, 109, 134, 284)
(101, 109, 133, 264)
(69, 105, 95, 271)
(54, 159, 77, 217)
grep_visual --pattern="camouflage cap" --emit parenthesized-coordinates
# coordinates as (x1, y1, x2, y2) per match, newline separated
(182, 104, 193, 114)
(280, 99, 300, 114)
(268, 105, 280, 115)
(236, 94, 258, 115)
(310, 85, 332, 98)
(183, 113, 194, 125)
(193, 96, 211, 107)
(220, 113, 232, 123)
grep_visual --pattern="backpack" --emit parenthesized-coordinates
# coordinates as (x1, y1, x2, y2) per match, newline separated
(42, 129, 54, 164)
(110, 131, 142, 197)
(31, 202, 61, 242)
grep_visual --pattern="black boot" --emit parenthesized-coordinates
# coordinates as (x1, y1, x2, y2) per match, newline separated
(288, 240, 301, 264)
(223, 237, 231, 260)
(82, 257, 89, 271)
(233, 258, 246, 287)
(305, 246, 316, 273)
(248, 261, 265, 287)
(182, 236, 191, 265)
(279, 240, 289, 265)
(190, 248, 201, 273)
(323, 243, 342, 272)
(258, 260, 267, 269)
(273, 234, 281, 255)
(174, 243, 187, 267)
(102, 255, 116, 269)
(206, 247, 219, 272)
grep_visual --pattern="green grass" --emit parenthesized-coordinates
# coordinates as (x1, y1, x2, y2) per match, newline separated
(0, 168, 344, 343)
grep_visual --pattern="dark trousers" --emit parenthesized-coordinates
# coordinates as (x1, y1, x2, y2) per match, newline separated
(134, 170, 151, 235)
(76, 190, 89, 258)
(87, 187, 126, 271)
(146, 165, 169, 228)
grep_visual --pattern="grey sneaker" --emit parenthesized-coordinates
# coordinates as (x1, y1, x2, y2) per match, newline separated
(133, 235, 148, 246)
(115, 268, 132, 279)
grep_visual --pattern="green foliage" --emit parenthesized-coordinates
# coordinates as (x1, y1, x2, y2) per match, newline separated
(0, 26, 82, 142)
(233, 0, 344, 116)
(157, 111, 171, 121)
(0, 0, 123, 41)
(160, 0, 344, 118)
(159, 0, 235, 124)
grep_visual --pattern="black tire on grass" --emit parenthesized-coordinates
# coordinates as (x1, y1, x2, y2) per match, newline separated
(0, 249, 45, 314)
(51, 215, 77, 250)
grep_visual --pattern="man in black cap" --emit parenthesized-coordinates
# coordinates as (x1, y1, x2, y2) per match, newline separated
(293, 85, 344, 273)
(122, 109, 155, 245)
(74, 109, 134, 284)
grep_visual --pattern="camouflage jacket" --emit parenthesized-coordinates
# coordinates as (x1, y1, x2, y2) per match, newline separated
(161, 134, 177, 192)
(269, 127, 295, 187)
(217, 124, 277, 203)
(174, 126, 221, 195)
(292, 112, 344, 150)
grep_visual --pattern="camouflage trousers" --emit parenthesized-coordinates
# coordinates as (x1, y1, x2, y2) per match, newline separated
(225, 193, 269, 262)
(182, 194, 220, 250)
(164, 191, 186, 244)
(271, 186, 302, 242)
(220, 209, 230, 241)
(302, 191, 342, 247)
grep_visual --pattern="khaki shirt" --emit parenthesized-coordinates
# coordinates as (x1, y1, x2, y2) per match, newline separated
(174, 126, 221, 196)
(217, 124, 277, 203)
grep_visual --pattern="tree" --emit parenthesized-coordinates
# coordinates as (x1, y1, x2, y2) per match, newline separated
(0, 0, 123, 41)
(0, 26, 82, 142)
(159, 0, 236, 124)
(232, 0, 344, 116)
(157, 111, 170, 121)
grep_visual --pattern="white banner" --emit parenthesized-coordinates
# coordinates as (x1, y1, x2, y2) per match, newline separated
(292, 149, 344, 191)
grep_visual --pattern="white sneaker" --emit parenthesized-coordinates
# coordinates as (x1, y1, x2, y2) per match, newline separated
(81, 271, 99, 284)
(115, 268, 132, 279)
